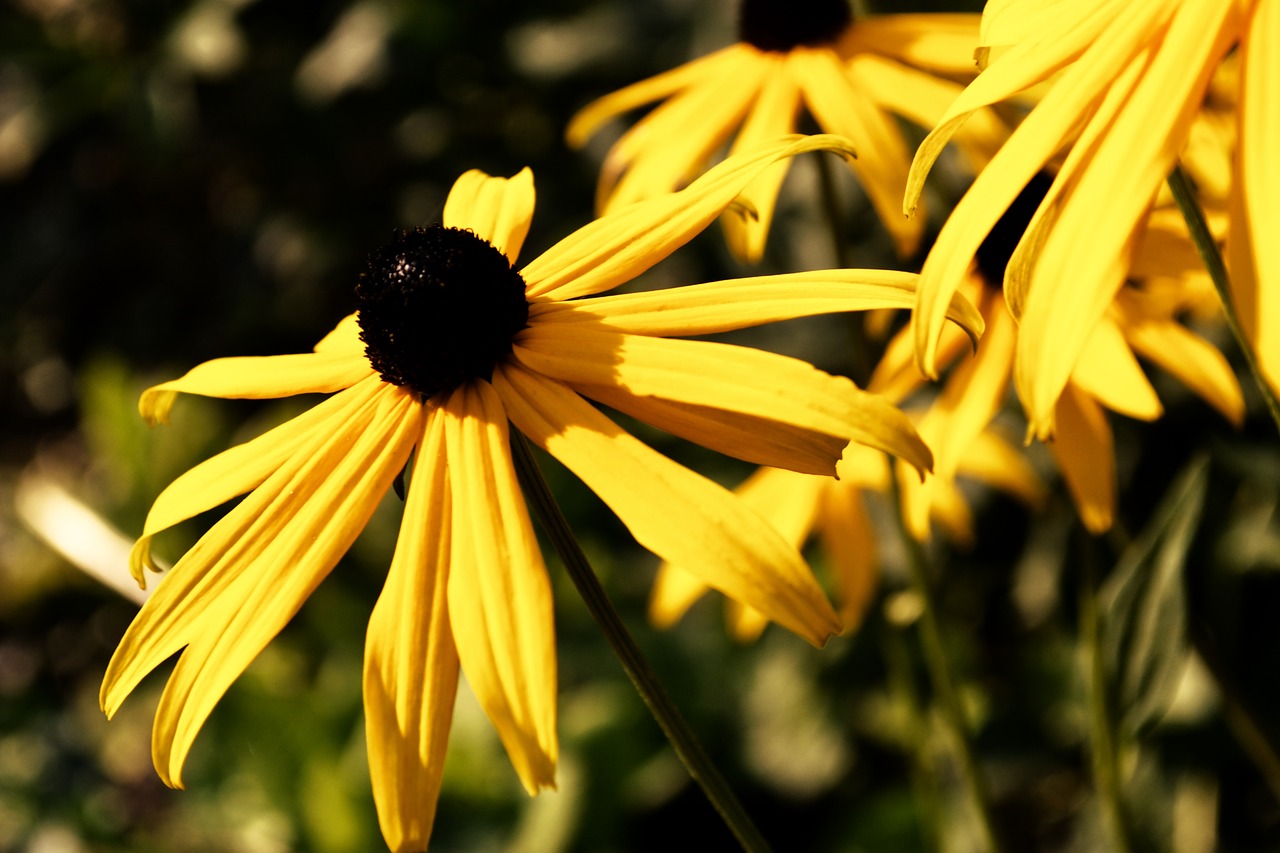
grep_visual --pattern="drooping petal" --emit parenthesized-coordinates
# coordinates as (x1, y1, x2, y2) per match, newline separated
(720, 60, 800, 262)
(793, 46, 920, 257)
(816, 481, 878, 632)
(956, 430, 1046, 510)
(364, 409, 459, 853)
(514, 325, 932, 476)
(130, 375, 385, 583)
(494, 363, 841, 646)
(441, 381, 557, 795)
(1069, 313, 1163, 422)
(1015, 0, 1240, 437)
(102, 383, 422, 788)
(565, 47, 745, 148)
(649, 560, 713, 630)
(140, 351, 373, 426)
(520, 134, 858, 302)
(527, 269, 981, 343)
(443, 168, 536, 263)
(1048, 382, 1114, 533)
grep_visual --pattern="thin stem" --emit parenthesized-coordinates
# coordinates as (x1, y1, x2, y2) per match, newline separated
(1079, 537, 1132, 853)
(509, 431, 773, 853)
(1167, 165, 1280, 433)
(888, 469, 1003, 853)
(880, 614, 943, 853)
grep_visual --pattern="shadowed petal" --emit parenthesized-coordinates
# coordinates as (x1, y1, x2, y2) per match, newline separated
(441, 381, 557, 794)
(1070, 313, 1163, 422)
(364, 408, 459, 853)
(494, 363, 841, 646)
(1049, 383, 1114, 533)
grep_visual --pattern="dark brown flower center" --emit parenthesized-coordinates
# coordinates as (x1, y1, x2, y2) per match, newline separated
(738, 0, 852, 53)
(975, 171, 1055, 288)
(355, 225, 529, 399)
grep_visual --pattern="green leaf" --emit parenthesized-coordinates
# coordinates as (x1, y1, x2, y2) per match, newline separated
(1100, 455, 1210, 736)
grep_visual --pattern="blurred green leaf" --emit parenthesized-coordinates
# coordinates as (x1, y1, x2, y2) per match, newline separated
(1100, 455, 1210, 736)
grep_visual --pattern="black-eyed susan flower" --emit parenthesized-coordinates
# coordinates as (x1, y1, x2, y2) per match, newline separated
(567, 1, 1005, 261)
(906, 0, 1275, 440)
(650, 436, 1042, 642)
(100, 136, 985, 851)
(886, 173, 1243, 533)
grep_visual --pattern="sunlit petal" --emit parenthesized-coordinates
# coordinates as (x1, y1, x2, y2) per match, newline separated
(443, 168, 536, 263)
(1069, 313, 1163, 422)
(1048, 383, 1114, 533)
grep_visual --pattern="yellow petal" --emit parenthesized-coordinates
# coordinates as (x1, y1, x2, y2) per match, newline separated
(1016, 0, 1240, 436)
(1114, 290, 1244, 426)
(520, 134, 858, 301)
(529, 269, 982, 344)
(794, 47, 920, 256)
(314, 313, 362, 355)
(365, 409, 459, 853)
(957, 430, 1046, 509)
(598, 52, 767, 213)
(443, 168, 535, 263)
(648, 561, 712, 630)
(494, 363, 840, 646)
(441, 381, 557, 794)
(1048, 382, 1114, 533)
(514, 326, 932, 476)
(102, 383, 422, 788)
(1069, 312, 1163, 422)
(815, 480, 878, 631)
(140, 351, 373, 426)
(565, 47, 745, 148)
(720, 62, 800, 262)
(130, 375, 385, 584)
(1232, 0, 1280, 392)
(846, 14, 983, 76)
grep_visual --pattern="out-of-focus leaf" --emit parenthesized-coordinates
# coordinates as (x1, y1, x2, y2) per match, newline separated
(1100, 455, 1210, 736)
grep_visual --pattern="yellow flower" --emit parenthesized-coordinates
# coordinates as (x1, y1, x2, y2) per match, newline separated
(906, 0, 1275, 440)
(99, 136, 984, 852)
(567, 1, 1004, 261)
(650, 436, 1042, 642)
(882, 174, 1243, 533)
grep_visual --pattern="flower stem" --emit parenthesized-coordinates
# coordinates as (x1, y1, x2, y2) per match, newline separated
(1078, 536, 1132, 853)
(510, 431, 774, 853)
(888, 468, 1003, 853)
(1167, 165, 1280, 434)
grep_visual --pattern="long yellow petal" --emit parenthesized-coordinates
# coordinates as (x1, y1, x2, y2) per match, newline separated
(1232, 0, 1280, 392)
(720, 61, 800, 262)
(130, 375, 385, 583)
(845, 14, 983, 76)
(443, 168, 535, 263)
(565, 47, 745, 148)
(794, 47, 920, 257)
(442, 381, 557, 795)
(102, 383, 422, 788)
(957, 430, 1046, 509)
(528, 269, 982, 343)
(514, 326, 932, 476)
(140, 351, 373, 426)
(1049, 382, 1114, 533)
(494, 363, 841, 646)
(816, 479, 878, 631)
(1017, 0, 1240, 436)
(520, 134, 858, 302)
(648, 561, 713, 630)
(364, 409, 459, 853)
(314, 313, 363, 355)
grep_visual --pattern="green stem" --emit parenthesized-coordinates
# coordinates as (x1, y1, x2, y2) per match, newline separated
(509, 431, 773, 853)
(888, 470, 1003, 853)
(1167, 165, 1280, 434)
(880, 615, 943, 853)
(1079, 537, 1132, 853)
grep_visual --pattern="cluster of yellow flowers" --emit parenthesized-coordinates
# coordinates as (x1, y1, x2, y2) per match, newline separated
(100, 0, 1276, 849)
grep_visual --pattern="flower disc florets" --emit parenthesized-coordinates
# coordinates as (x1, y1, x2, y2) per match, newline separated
(355, 225, 530, 399)
(738, 0, 852, 53)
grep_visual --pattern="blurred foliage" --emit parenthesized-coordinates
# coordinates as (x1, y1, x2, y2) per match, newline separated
(3, 0, 1280, 852)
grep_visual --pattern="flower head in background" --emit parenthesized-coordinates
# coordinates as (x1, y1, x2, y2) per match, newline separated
(100, 136, 985, 851)
(650, 437, 1042, 642)
(905, 0, 1275, 440)
(882, 173, 1243, 533)
(567, 1, 1005, 262)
